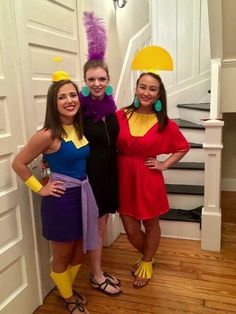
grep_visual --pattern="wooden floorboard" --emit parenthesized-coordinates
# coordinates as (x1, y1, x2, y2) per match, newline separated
(34, 193, 236, 314)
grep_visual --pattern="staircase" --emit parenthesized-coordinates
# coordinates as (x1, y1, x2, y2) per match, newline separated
(159, 103, 210, 240)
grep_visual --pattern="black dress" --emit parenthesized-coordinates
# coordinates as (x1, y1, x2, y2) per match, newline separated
(83, 113, 119, 217)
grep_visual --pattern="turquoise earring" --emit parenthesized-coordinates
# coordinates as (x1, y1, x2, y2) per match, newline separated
(105, 85, 113, 96)
(133, 96, 140, 108)
(154, 99, 162, 112)
(81, 86, 90, 97)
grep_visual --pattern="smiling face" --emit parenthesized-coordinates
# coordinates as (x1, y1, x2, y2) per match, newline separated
(85, 66, 109, 100)
(135, 74, 160, 113)
(57, 83, 80, 124)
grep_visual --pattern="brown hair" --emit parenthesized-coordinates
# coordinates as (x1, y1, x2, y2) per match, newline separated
(83, 59, 110, 80)
(126, 72, 169, 132)
(43, 80, 83, 139)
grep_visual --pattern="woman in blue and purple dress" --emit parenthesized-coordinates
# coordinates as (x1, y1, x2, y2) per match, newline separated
(12, 77, 97, 314)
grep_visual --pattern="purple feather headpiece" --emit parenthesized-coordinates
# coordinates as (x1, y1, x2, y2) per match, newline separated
(83, 11, 107, 61)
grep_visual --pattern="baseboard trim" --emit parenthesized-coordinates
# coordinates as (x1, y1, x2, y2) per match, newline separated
(221, 178, 236, 192)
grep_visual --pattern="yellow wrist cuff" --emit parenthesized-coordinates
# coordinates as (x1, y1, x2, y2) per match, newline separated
(25, 175, 43, 193)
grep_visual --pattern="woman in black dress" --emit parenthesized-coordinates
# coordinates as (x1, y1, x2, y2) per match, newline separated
(79, 59, 121, 295)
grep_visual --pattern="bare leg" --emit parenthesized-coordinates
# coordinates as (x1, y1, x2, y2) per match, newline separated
(90, 214, 108, 278)
(89, 214, 121, 294)
(121, 214, 144, 253)
(142, 217, 161, 261)
(70, 239, 84, 266)
(51, 241, 75, 272)
(133, 217, 161, 288)
(51, 241, 88, 313)
(69, 240, 87, 305)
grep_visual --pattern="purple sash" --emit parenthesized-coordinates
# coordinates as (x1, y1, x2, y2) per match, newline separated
(51, 172, 99, 253)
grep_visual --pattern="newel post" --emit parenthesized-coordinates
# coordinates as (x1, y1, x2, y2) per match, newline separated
(201, 119, 224, 251)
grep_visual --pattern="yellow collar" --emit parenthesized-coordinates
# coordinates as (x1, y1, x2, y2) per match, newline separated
(127, 111, 158, 136)
(62, 124, 88, 148)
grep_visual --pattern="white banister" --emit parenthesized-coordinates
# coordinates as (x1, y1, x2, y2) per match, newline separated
(202, 57, 223, 251)
(115, 23, 151, 108)
(202, 119, 224, 251)
(210, 58, 222, 119)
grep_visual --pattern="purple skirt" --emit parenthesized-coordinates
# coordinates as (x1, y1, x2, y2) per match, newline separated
(41, 186, 83, 242)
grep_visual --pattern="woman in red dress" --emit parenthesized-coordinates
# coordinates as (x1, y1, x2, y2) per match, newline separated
(116, 72, 189, 288)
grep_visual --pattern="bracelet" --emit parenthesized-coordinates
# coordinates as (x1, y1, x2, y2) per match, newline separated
(25, 175, 43, 193)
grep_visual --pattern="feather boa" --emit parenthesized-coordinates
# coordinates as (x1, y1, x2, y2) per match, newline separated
(79, 93, 116, 122)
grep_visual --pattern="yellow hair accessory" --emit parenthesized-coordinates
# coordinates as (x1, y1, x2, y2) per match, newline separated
(53, 56, 63, 63)
(131, 45, 173, 71)
(52, 56, 71, 82)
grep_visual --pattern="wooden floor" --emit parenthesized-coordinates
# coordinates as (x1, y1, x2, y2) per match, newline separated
(34, 192, 236, 314)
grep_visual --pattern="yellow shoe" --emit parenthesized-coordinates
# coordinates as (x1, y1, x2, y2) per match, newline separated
(133, 260, 153, 288)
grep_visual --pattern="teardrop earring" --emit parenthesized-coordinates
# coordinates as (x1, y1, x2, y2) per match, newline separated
(81, 86, 90, 97)
(154, 99, 162, 112)
(105, 85, 113, 96)
(133, 96, 140, 108)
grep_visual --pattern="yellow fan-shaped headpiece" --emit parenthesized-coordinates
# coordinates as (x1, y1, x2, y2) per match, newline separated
(52, 56, 71, 82)
(131, 46, 173, 71)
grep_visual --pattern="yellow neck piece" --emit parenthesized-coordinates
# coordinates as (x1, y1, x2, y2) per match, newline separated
(127, 111, 158, 136)
(62, 124, 88, 148)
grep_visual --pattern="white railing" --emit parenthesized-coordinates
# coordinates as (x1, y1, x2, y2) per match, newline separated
(209, 58, 222, 119)
(115, 23, 151, 108)
(202, 58, 224, 251)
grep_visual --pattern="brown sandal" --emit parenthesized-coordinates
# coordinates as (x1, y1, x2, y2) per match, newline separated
(64, 300, 89, 313)
(72, 289, 87, 305)
(90, 274, 122, 296)
(103, 272, 121, 286)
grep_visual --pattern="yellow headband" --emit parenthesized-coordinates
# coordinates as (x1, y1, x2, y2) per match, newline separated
(52, 56, 71, 82)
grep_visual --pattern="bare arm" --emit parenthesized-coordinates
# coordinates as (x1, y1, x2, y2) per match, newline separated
(144, 150, 188, 171)
(12, 130, 65, 197)
(12, 130, 53, 180)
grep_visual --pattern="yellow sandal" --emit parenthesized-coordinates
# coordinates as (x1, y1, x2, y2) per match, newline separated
(133, 260, 153, 288)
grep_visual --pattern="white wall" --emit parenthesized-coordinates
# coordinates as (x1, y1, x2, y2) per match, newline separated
(208, 0, 236, 190)
(152, 0, 211, 117)
(77, 0, 150, 88)
(222, 0, 236, 59)
(222, 113, 236, 191)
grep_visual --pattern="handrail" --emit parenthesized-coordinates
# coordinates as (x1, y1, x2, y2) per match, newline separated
(210, 58, 222, 119)
(115, 23, 151, 108)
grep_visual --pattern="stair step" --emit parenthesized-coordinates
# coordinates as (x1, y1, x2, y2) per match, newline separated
(174, 118, 205, 130)
(160, 206, 202, 223)
(171, 162, 204, 170)
(166, 184, 204, 195)
(159, 143, 205, 163)
(168, 194, 203, 210)
(164, 168, 204, 185)
(189, 142, 202, 148)
(177, 103, 210, 111)
(160, 220, 201, 240)
(182, 128, 205, 144)
(177, 104, 210, 125)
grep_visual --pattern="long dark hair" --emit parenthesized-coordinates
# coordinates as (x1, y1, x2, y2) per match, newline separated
(43, 80, 83, 139)
(126, 72, 169, 132)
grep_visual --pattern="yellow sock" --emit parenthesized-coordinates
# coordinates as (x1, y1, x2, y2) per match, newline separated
(70, 264, 81, 283)
(50, 267, 72, 299)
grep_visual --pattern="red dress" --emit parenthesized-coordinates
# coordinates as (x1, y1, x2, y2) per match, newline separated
(116, 109, 189, 220)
